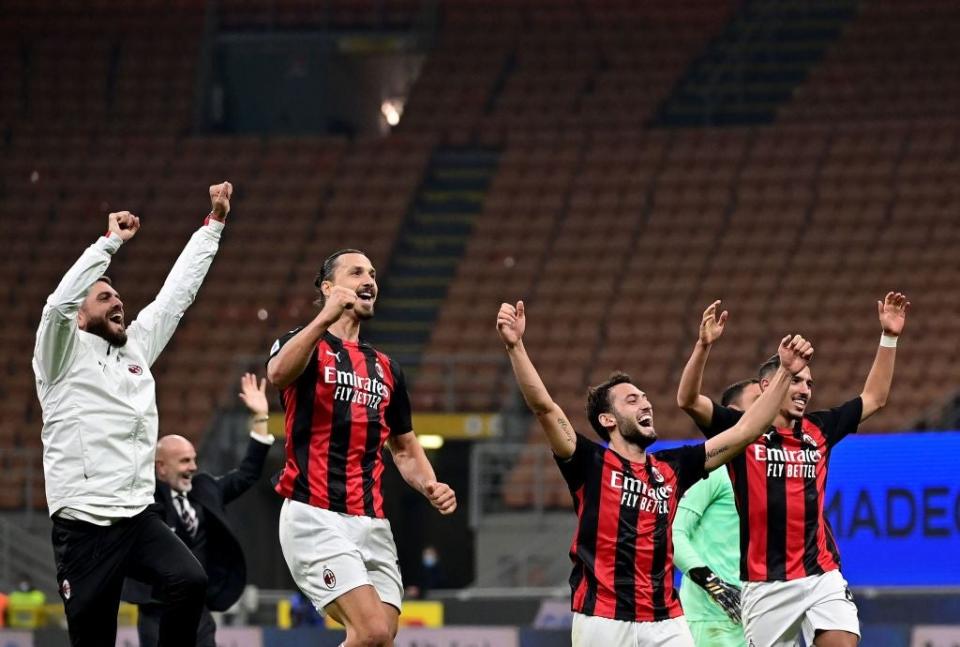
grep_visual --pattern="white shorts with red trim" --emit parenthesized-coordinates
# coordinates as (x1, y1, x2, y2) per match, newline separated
(571, 613, 695, 647)
(742, 570, 860, 647)
(278, 498, 403, 614)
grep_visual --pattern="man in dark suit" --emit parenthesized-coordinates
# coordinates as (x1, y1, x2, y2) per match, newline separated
(132, 372, 274, 647)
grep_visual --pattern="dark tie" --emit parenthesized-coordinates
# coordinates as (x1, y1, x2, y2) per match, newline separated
(175, 493, 198, 537)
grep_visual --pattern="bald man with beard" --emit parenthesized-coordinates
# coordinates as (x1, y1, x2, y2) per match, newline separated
(125, 373, 275, 647)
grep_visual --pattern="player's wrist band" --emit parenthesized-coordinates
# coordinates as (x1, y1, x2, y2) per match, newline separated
(253, 416, 270, 423)
(880, 333, 898, 348)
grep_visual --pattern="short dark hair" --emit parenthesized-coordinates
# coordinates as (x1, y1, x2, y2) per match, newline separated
(721, 378, 759, 407)
(313, 248, 366, 307)
(96, 275, 113, 286)
(585, 371, 634, 442)
(758, 354, 780, 382)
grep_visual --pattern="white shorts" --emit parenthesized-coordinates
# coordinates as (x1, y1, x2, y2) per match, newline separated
(742, 570, 860, 647)
(571, 613, 695, 647)
(278, 498, 403, 614)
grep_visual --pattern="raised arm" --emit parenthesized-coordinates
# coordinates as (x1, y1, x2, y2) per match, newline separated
(33, 211, 140, 384)
(219, 373, 275, 504)
(677, 300, 728, 426)
(127, 183, 232, 366)
(387, 431, 457, 515)
(497, 301, 577, 459)
(266, 285, 357, 389)
(703, 335, 813, 472)
(860, 292, 910, 421)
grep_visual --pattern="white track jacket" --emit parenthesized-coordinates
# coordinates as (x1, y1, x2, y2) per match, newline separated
(33, 220, 224, 519)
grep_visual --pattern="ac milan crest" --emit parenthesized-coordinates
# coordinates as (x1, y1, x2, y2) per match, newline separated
(323, 568, 337, 589)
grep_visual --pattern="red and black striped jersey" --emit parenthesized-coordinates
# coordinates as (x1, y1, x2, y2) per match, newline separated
(555, 433, 706, 623)
(269, 329, 412, 518)
(698, 397, 862, 582)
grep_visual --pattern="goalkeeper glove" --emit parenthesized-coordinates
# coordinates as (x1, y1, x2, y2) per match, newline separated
(687, 566, 742, 623)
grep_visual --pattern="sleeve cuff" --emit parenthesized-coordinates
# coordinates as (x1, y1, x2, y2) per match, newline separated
(203, 216, 226, 234)
(97, 232, 123, 254)
(250, 431, 275, 445)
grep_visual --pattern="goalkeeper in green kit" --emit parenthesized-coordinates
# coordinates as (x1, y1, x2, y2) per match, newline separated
(673, 301, 759, 646)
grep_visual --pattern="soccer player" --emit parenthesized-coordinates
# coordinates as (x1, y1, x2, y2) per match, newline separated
(495, 300, 813, 647)
(33, 183, 233, 646)
(673, 377, 760, 647)
(267, 249, 457, 647)
(676, 294, 910, 647)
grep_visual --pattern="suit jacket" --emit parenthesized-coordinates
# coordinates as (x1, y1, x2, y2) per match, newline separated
(124, 436, 271, 611)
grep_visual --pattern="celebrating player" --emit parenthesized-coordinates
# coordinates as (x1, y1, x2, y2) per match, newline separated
(267, 249, 456, 647)
(33, 183, 233, 646)
(496, 300, 813, 647)
(677, 294, 910, 647)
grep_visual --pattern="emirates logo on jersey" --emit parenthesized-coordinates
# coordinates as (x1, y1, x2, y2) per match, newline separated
(610, 469, 672, 513)
(753, 439, 822, 480)
(324, 366, 389, 408)
(323, 568, 337, 589)
(128, 364, 143, 375)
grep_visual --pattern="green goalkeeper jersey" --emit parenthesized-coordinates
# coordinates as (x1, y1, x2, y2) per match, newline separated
(673, 467, 742, 622)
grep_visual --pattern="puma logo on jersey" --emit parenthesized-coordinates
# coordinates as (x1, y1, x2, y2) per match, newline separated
(326, 350, 341, 362)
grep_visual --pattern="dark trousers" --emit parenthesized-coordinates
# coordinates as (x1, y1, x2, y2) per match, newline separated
(138, 603, 216, 647)
(51, 506, 207, 647)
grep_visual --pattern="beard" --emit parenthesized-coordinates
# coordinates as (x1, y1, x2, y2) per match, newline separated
(85, 317, 128, 347)
(614, 411, 656, 449)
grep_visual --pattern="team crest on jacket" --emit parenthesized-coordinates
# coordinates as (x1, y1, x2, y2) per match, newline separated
(374, 362, 384, 379)
(323, 568, 337, 589)
(801, 433, 818, 448)
(128, 364, 143, 375)
(60, 579, 72, 600)
(650, 466, 664, 483)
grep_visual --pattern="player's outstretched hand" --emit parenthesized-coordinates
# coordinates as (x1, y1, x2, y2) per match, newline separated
(878, 291, 910, 337)
(778, 334, 813, 375)
(238, 372, 268, 417)
(209, 181, 233, 221)
(108, 211, 140, 242)
(699, 300, 728, 346)
(688, 567, 741, 624)
(496, 301, 526, 349)
(424, 481, 457, 515)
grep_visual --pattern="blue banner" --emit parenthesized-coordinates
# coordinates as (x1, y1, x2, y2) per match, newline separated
(822, 431, 960, 586)
(654, 431, 960, 587)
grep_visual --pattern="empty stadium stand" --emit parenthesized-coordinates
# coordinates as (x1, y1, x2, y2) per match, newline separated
(1, 0, 959, 515)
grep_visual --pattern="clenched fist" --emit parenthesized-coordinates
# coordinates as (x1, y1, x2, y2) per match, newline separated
(425, 481, 457, 515)
(107, 211, 140, 242)
(209, 181, 233, 221)
(319, 285, 358, 324)
(496, 301, 526, 349)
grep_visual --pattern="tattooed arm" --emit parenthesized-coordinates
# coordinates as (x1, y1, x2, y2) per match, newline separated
(703, 335, 813, 471)
(497, 301, 577, 458)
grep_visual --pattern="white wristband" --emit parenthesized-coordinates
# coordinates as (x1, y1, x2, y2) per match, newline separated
(880, 334, 898, 348)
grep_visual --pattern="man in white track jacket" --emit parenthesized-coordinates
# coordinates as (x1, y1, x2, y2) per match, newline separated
(32, 182, 233, 647)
